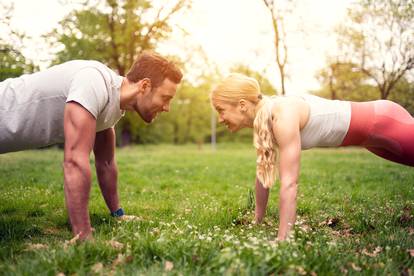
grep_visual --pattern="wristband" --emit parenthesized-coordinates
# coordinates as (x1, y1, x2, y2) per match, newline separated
(111, 207, 124, 217)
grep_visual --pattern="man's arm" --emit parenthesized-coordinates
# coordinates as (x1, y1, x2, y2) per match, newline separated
(255, 177, 269, 223)
(273, 107, 301, 241)
(63, 102, 97, 240)
(93, 128, 120, 214)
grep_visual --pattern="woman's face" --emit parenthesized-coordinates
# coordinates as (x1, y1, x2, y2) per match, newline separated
(213, 101, 247, 132)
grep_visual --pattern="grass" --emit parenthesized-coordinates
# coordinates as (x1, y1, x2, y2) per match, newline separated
(0, 144, 413, 275)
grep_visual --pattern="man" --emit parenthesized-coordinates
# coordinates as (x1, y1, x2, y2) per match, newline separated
(0, 52, 183, 240)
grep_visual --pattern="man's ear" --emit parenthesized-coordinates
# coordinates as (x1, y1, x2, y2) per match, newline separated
(138, 78, 152, 93)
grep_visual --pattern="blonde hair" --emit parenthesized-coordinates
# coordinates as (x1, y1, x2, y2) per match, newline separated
(211, 73, 261, 105)
(253, 96, 278, 188)
(211, 73, 278, 189)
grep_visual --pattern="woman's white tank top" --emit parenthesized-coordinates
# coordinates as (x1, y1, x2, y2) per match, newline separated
(298, 94, 351, 149)
(272, 94, 351, 150)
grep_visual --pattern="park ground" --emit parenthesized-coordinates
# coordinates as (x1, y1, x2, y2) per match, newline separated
(0, 144, 413, 275)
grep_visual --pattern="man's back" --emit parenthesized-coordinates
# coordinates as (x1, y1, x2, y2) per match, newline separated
(0, 60, 124, 153)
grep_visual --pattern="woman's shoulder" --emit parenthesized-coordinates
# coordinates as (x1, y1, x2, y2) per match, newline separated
(269, 95, 310, 128)
(270, 95, 307, 112)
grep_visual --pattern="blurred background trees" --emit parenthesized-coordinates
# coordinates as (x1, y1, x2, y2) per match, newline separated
(48, 0, 190, 74)
(0, 2, 37, 80)
(0, 43, 37, 81)
(315, 0, 414, 112)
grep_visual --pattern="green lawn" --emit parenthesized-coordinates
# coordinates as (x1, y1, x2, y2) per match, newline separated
(0, 144, 413, 275)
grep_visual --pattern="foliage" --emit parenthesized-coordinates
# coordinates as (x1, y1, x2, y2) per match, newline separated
(0, 145, 413, 274)
(0, 2, 37, 81)
(389, 77, 414, 115)
(336, 0, 414, 99)
(231, 63, 278, 95)
(49, 0, 190, 75)
(0, 44, 37, 81)
(315, 61, 377, 101)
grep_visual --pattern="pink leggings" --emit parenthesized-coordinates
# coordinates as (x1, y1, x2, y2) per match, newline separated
(341, 100, 414, 167)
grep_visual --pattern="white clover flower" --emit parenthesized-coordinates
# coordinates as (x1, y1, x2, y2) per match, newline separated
(249, 237, 259, 245)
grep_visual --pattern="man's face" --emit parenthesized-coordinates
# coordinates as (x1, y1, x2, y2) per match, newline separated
(136, 78, 178, 123)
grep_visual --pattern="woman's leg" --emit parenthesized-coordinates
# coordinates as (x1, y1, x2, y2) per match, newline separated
(342, 100, 414, 166)
(365, 100, 414, 166)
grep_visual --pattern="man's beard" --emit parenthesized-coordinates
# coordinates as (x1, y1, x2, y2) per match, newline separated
(135, 102, 154, 123)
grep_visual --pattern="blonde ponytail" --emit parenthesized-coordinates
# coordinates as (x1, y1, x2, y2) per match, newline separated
(253, 96, 278, 189)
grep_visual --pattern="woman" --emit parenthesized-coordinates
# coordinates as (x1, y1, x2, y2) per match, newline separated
(210, 73, 414, 241)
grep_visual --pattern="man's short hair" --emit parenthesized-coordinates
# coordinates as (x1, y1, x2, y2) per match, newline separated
(126, 51, 183, 87)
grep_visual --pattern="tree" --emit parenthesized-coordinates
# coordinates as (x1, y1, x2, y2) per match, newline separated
(315, 60, 377, 101)
(389, 77, 414, 115)
(337, 0, 414, 99)
(262, 0, 293, 95)
(231, 63, 277, 95)
(0, 2, 37, 80)
(49, 0, 190, 74)
(0, 45, 37, 81)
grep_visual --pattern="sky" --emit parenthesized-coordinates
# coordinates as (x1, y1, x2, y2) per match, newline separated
(5, 0, 352, 94)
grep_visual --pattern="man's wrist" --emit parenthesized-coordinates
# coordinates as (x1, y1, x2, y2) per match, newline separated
(110, 207, 124, 217)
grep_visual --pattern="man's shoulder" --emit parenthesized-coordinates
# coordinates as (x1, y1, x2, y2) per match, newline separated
(60, 60, 107, 70)
(56, 60, 111, 73)
(64, 60, 119, 82)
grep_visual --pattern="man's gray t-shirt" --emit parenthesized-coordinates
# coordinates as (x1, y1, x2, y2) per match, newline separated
(0, 60, 124, 153)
